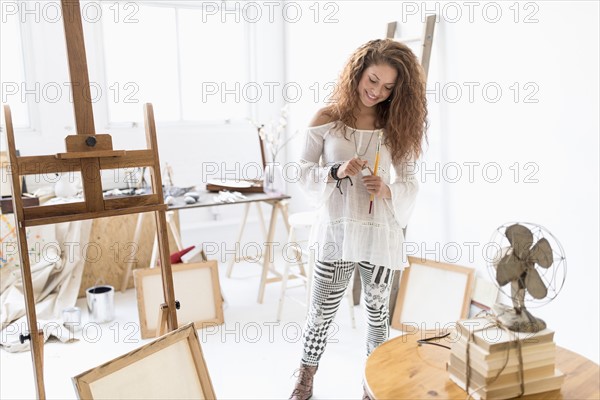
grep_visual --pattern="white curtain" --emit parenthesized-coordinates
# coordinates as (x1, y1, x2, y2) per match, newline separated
(1, 219, 92, 352)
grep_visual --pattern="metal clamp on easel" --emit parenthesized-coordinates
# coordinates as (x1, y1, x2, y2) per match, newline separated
(157, 301, 181, 338)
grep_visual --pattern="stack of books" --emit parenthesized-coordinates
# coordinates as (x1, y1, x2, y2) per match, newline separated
(448, 318, 564, 400)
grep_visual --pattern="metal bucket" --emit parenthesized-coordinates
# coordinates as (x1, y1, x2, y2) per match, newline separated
(86, 285, 115, 323)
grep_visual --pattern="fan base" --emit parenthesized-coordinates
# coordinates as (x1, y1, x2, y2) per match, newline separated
(493, 303, 547, 333)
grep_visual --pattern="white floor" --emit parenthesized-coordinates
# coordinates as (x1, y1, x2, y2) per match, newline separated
(0, 260, 403, 399)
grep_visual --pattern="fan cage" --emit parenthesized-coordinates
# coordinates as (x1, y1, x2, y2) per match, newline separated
(485, 221, 567, 309)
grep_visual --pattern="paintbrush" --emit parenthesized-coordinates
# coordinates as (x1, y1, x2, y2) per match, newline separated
(369, 132, 383, 214)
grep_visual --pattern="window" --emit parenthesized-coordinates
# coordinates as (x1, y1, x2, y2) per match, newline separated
(101, 2, 249, 124)
(1, 15, 30, 129)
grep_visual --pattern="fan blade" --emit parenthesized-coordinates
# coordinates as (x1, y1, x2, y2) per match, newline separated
(496, 253, 526, 286)
(529, 238, 553, 268)
(505, 224, 533, 259)
(525, 266, 548, 299)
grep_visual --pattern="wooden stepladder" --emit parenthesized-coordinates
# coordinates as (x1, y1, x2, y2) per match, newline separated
(4, 1, 178, 398)
(380, 16, 436, 317)
(386, 15, 436, 80)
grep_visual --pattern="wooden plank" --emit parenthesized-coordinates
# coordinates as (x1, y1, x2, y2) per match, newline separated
(420, 14, 436, 81)
(24, 204, 167, 227)
(56, 150, 126, 159)
(80, 211, 181, 298)
(17, 155, 81, 175)
(3, 105, 46, 399)
(386, 21, 397, 39)
(144, 104, 165, 200)
(0, 196, 40, 214)
(65, 134, 113, 152)
(187, 327, 217, 398)
(61, 0, 95, 136)
(104, 194, 160, 210)
(99, 149, 155, 169)
(23, 202, 88, 221)
(79, 158, 104, 212)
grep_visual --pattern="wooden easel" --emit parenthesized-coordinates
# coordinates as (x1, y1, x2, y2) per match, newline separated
(4, 1, 178, 398)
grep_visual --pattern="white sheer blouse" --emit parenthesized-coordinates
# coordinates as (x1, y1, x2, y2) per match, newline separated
(298, 121, 419, 270)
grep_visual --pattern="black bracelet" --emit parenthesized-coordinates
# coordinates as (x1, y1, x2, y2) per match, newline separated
(330, 163, 342, 180)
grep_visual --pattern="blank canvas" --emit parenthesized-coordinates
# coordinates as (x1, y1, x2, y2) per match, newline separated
(134, 261, 223, 339)
(73, 324, 215, 399)
(392, 257, 475, 332)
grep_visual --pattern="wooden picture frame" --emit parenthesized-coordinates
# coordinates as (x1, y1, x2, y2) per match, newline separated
(391, 256, 475, 332)
(134, 261, 223, 339)
(72, 323, 216, 399)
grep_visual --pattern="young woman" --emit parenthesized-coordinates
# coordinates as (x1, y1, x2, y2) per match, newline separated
(290, 39, 428, 400)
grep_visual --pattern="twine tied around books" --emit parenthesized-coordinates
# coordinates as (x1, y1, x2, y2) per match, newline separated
(465, 312, 525, 400)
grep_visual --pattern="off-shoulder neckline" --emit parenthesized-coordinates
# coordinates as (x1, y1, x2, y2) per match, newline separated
(307, 121, 383, 132)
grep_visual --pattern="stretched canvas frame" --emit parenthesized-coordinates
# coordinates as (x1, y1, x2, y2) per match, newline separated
(391, 256, 475, 332)
(134, 261, 223, 339)
(72, 323, 215, 399)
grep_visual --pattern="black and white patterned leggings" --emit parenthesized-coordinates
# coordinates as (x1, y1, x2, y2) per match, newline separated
(301, 259, 396, 366)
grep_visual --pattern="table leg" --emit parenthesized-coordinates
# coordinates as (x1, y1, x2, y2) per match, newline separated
(279, 200, 291, 232)
(258, 201, 281, 303)
(255, 202, 267, 240)
(227, 202, 251, 277)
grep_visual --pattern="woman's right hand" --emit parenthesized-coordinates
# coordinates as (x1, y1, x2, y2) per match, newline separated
(337, 158, 368, 179)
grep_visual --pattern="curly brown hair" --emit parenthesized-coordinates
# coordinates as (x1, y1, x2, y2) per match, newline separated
(323, 39, 428, 163)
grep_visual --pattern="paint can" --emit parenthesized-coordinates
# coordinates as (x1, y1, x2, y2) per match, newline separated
(86, 285, 115, 323)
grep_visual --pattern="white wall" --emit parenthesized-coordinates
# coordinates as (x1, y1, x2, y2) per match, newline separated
(285, 1, 599, 363)
(1, 2, 290, 252)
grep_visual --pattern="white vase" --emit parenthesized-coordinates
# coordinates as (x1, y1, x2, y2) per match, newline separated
(263, 162, 285, 194)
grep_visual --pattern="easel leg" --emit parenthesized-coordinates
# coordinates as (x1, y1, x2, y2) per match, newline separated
(120, 212, 146, 292)
(166, 210, 183, 251)
(149, 233, 159, 268)
(5, 105, 46, 399)
(156, 303, 169, 337)
(16, 222, 46, 399)
(154, 209, 178, 331)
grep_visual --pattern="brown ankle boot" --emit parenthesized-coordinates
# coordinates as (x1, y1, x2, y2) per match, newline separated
(289, 364, 318, 400)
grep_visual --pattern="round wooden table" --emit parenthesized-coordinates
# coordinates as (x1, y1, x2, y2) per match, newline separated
(364, 332, 600, 400)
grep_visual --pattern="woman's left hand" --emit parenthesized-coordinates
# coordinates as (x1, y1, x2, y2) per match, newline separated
(362, 175, 391, 199)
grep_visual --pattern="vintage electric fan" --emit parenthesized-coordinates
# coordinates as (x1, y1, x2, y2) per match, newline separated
(487, 223, 567, 332)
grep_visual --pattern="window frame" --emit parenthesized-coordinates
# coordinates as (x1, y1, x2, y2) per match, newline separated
(94, 0, 257, 130)
(1, 14, 40, 135)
